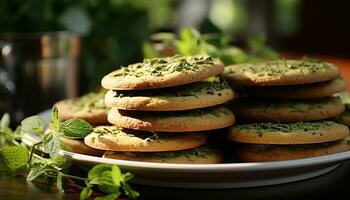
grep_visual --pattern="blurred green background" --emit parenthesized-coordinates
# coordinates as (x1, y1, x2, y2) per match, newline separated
(1, 0, 350, 121)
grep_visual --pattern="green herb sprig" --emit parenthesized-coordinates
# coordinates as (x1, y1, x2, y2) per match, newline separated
(0, 108, 139, 200)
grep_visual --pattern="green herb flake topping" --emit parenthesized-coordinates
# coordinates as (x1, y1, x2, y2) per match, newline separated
(114, 76, 230, 98)
(112, 55, 215, 78)
(65, 90, 107, 113)
(235, 121, 336, 133)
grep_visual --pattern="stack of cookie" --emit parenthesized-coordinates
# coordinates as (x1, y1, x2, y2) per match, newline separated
(223, 58, 350, 161)
(84, 55, 236, 164)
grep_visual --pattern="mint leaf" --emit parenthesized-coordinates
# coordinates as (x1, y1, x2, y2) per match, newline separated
(50, 106, 60, 131)
(80, 186, 92, 200)
(27, 163, 46, 181)
(43, 132, 61, 158)
(111, 165, 122, 187)
(94, 193, 120, 200)
(0, 146, 28, 172)
(122, 173, 139, 199)
(21, 116, 44, 135)
(0, 113, 10, 131)
(58, 118, 93, 139)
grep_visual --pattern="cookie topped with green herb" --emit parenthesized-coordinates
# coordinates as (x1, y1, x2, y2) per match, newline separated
(235, 77, 346, 99)
(107, 106, 235, 132)
(101, 55, 224, 90)
(231, 97, 345, 122)
(228, 121, 349, 144)
(105, 76, 234, 111)
(236, 136, 350, 162)
(335, 92, 350, 126)
(55, 90, 109, 125)
(224, 58, 340, 86)
(84, 126, 207, 152)
(103, 145, 222, 164)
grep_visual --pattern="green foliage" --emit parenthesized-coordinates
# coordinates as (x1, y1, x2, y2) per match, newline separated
(58, 118, 93, 139)
(0, 110, 139, 199)
(144, 27, 279, 65)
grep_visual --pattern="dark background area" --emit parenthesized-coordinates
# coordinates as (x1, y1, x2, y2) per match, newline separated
(0, 0, 349, 122)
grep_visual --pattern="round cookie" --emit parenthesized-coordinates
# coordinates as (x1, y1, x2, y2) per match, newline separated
(84, 126, 207, 152)
(228, 121, 349, 144)
(236, 136, 350, 162)
(101, 55, 224, 90)
(105, 76, 234, 111)
(55, 90, 109, 125)
(236, 77, 346, 99)
(335, 92, 350, 126)
(103, 145, 222, 164)
(60, 136, 104, 156)
(231, 97, 345, 122)
(107, 106, 235, 132)
(224, 58, 340, 86)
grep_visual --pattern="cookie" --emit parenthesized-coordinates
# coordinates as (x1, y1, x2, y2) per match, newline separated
(228, 121, 349, 144)
(105, 76, 234, 111)
(335, 92, 350, 126)
(107, 106, 235, 132)
(60, 136, 104, 156)
(84, 126, 207, 152)
(101, 55, 224, 90)
(231, 97, 345, 122)
(102, 145, 222, 164)
(236, 136, 350, 162)
(236, 77, 346, 99)
(55, 90, 109, 125)
(224, 58, 340, 86)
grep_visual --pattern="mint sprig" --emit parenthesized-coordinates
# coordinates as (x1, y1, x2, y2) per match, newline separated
(0, 108, 139, 199)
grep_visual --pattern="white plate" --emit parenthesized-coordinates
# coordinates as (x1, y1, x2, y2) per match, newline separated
(22, 131, 350, 189)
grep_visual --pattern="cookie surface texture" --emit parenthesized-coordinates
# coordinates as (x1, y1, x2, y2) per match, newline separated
(55, 90, 108, 125)
(104, 76, 234, 111)
(102, 145, 222, 164)
(228, 121, 349, 144)
(236, 136, 350, 162)
(84, 126, 207, 152)
(107, 106, 235, 132)
(224, 58, 340, 86)
(231, 97, 345, 122)
(102, 55, 224, 90)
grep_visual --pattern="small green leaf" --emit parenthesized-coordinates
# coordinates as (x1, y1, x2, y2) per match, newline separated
(50, 106, 60, 131)
(0, 113, 10, 131)
(27, 163, 46, 181)
(0, 146, 28, 172)
(21, 116, 44, 135)
(43, 132, 61, 158)
(111, 165, 122, 187)
(80, 186, 92, 200)
(122, 173, 139, 199)
(58, 118, 93, 139)
(94, 193, 120, 200)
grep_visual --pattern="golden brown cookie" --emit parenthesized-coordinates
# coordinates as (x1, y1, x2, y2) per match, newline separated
(104, 76, 234, 111)
(55, 90, 108, 125)
(103, 145, 222, 164)
(224, 58, 340, 86)
(236, 136, 350, 162)
(101, 55, 224, 90)
(231, 97, 345, 122)
(228, 121, 349, 144)
(84, 126, 207, 152)
(107, 106, 235, 132)
(235, 77, 346, 99)
(60, 136, 104, 156)
(335, 92, 350, 126)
